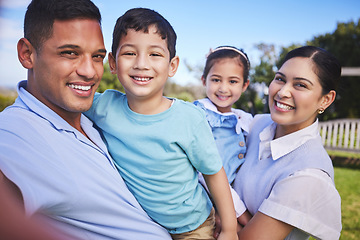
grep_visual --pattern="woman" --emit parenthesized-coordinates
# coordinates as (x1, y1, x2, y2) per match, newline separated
(233, 46, 342, 240)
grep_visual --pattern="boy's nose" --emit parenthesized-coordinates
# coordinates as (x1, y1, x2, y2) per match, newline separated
(134, 54, 150, 70)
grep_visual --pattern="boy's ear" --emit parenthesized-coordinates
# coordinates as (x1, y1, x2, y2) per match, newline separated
(108, 52, 117, 74)
(17, 38, 35, 69)
(168, 56, 180, 77)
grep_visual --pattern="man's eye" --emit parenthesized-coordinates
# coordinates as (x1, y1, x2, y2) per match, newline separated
(61, 51, 77, 56)
(93, 54, 105, 62)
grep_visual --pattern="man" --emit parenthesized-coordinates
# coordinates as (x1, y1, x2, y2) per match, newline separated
(0, 0, 171, 239)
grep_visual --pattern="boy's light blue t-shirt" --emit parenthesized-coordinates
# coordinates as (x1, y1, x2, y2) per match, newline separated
(85, 90, 223, 234)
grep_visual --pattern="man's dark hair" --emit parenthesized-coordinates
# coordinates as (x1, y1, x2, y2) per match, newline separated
(24, 0, 101, 51)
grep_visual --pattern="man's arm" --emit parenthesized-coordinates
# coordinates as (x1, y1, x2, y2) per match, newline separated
(0, 171, 64, 240)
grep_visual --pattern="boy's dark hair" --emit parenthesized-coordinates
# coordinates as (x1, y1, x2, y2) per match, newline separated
(24, 0, 101, 52)
(111, 8, 177, 60)
(282, 46, 341, 95)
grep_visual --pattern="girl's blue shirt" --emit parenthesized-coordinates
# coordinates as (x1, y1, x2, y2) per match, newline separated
(194, 98, 253, 184)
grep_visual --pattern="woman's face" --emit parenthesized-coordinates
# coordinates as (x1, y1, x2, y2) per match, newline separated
(268, 57, 329, 136)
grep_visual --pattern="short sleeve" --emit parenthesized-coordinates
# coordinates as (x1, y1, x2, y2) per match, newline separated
(258, 169, 342, 240)
(186, 114, 223, 175)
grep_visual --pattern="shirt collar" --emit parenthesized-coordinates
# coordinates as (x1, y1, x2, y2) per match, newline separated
(196, 98, 251, 134)
(17, 80, 93, 135)
(259, 118, 320, 161)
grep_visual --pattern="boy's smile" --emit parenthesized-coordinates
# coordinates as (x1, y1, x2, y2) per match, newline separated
(109, 25, 179, 113)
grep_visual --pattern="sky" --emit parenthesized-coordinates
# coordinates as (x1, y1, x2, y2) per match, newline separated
(0, 0, 359, 89)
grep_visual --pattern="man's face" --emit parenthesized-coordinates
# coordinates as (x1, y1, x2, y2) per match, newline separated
(27, 19, 106, 122)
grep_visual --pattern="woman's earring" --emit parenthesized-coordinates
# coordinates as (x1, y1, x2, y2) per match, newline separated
(318, 108, 324, 114)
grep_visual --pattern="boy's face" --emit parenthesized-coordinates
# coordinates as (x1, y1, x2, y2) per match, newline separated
(109, 25, 179, 103)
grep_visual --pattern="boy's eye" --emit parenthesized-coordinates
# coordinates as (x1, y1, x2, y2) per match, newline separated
(230, 80, 239, 84)
(150, 53, 162, 57)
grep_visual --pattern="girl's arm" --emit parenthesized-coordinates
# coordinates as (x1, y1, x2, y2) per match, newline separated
(237, 212, 293, 240)
(203, 167, 237, 240)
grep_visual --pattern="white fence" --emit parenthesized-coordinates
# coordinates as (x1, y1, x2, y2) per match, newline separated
(319, 119, 360, 153)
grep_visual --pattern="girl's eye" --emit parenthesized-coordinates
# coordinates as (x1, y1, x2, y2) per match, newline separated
(230, 80, 239, 84)
(211, 78, 220, 82)
(122, 52, 135, 56)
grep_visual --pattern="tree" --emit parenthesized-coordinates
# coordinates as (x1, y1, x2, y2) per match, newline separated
(236, 43, 277, 114)
(97, 60, 124, 93)
(308, 19, 360, 119)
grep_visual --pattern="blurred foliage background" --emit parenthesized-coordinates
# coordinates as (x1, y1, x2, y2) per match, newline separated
(1, 18, 359, 121)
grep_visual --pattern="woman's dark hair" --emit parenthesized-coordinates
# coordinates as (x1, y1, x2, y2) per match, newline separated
(281, 46, 341, 94)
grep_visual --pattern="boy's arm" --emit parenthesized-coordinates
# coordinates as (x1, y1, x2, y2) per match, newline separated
(203, 167, 237, 240)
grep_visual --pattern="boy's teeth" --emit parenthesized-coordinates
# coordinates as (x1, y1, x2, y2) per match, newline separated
(133, 77, 150, 81)
(68, 84, 91, 91)
(276, 101, 294, 110)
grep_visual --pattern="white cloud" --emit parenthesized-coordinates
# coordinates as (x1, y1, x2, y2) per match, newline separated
(0, 17, 23, 40)
(0, 0, 31, 8)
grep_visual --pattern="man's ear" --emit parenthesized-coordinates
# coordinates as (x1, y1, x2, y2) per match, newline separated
(17, 38, 35, 69)
(168, 56, 179, 77)
(108, 52, 117, 74)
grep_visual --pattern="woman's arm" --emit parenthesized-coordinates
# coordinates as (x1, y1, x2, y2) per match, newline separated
(238, 212, 293, 240)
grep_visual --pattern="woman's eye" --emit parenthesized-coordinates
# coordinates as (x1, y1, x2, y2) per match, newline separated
(275, 76, 285, 82)
(295, 83, 307, 88)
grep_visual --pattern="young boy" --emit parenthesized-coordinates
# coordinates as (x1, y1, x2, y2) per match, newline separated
(85, 8, 237, 239)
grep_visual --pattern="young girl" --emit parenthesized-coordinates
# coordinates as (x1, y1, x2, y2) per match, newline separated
(233, 46, 342, 239)
(194, 46, 253, 226)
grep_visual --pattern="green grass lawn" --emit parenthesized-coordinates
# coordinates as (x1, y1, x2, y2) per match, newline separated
(309, 167, 360, 240)
(335, 167, 360, 240)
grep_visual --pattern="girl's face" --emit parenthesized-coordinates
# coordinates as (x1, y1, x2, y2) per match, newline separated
(268, 57, 335, 137)
(202, 58, 249, 113)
